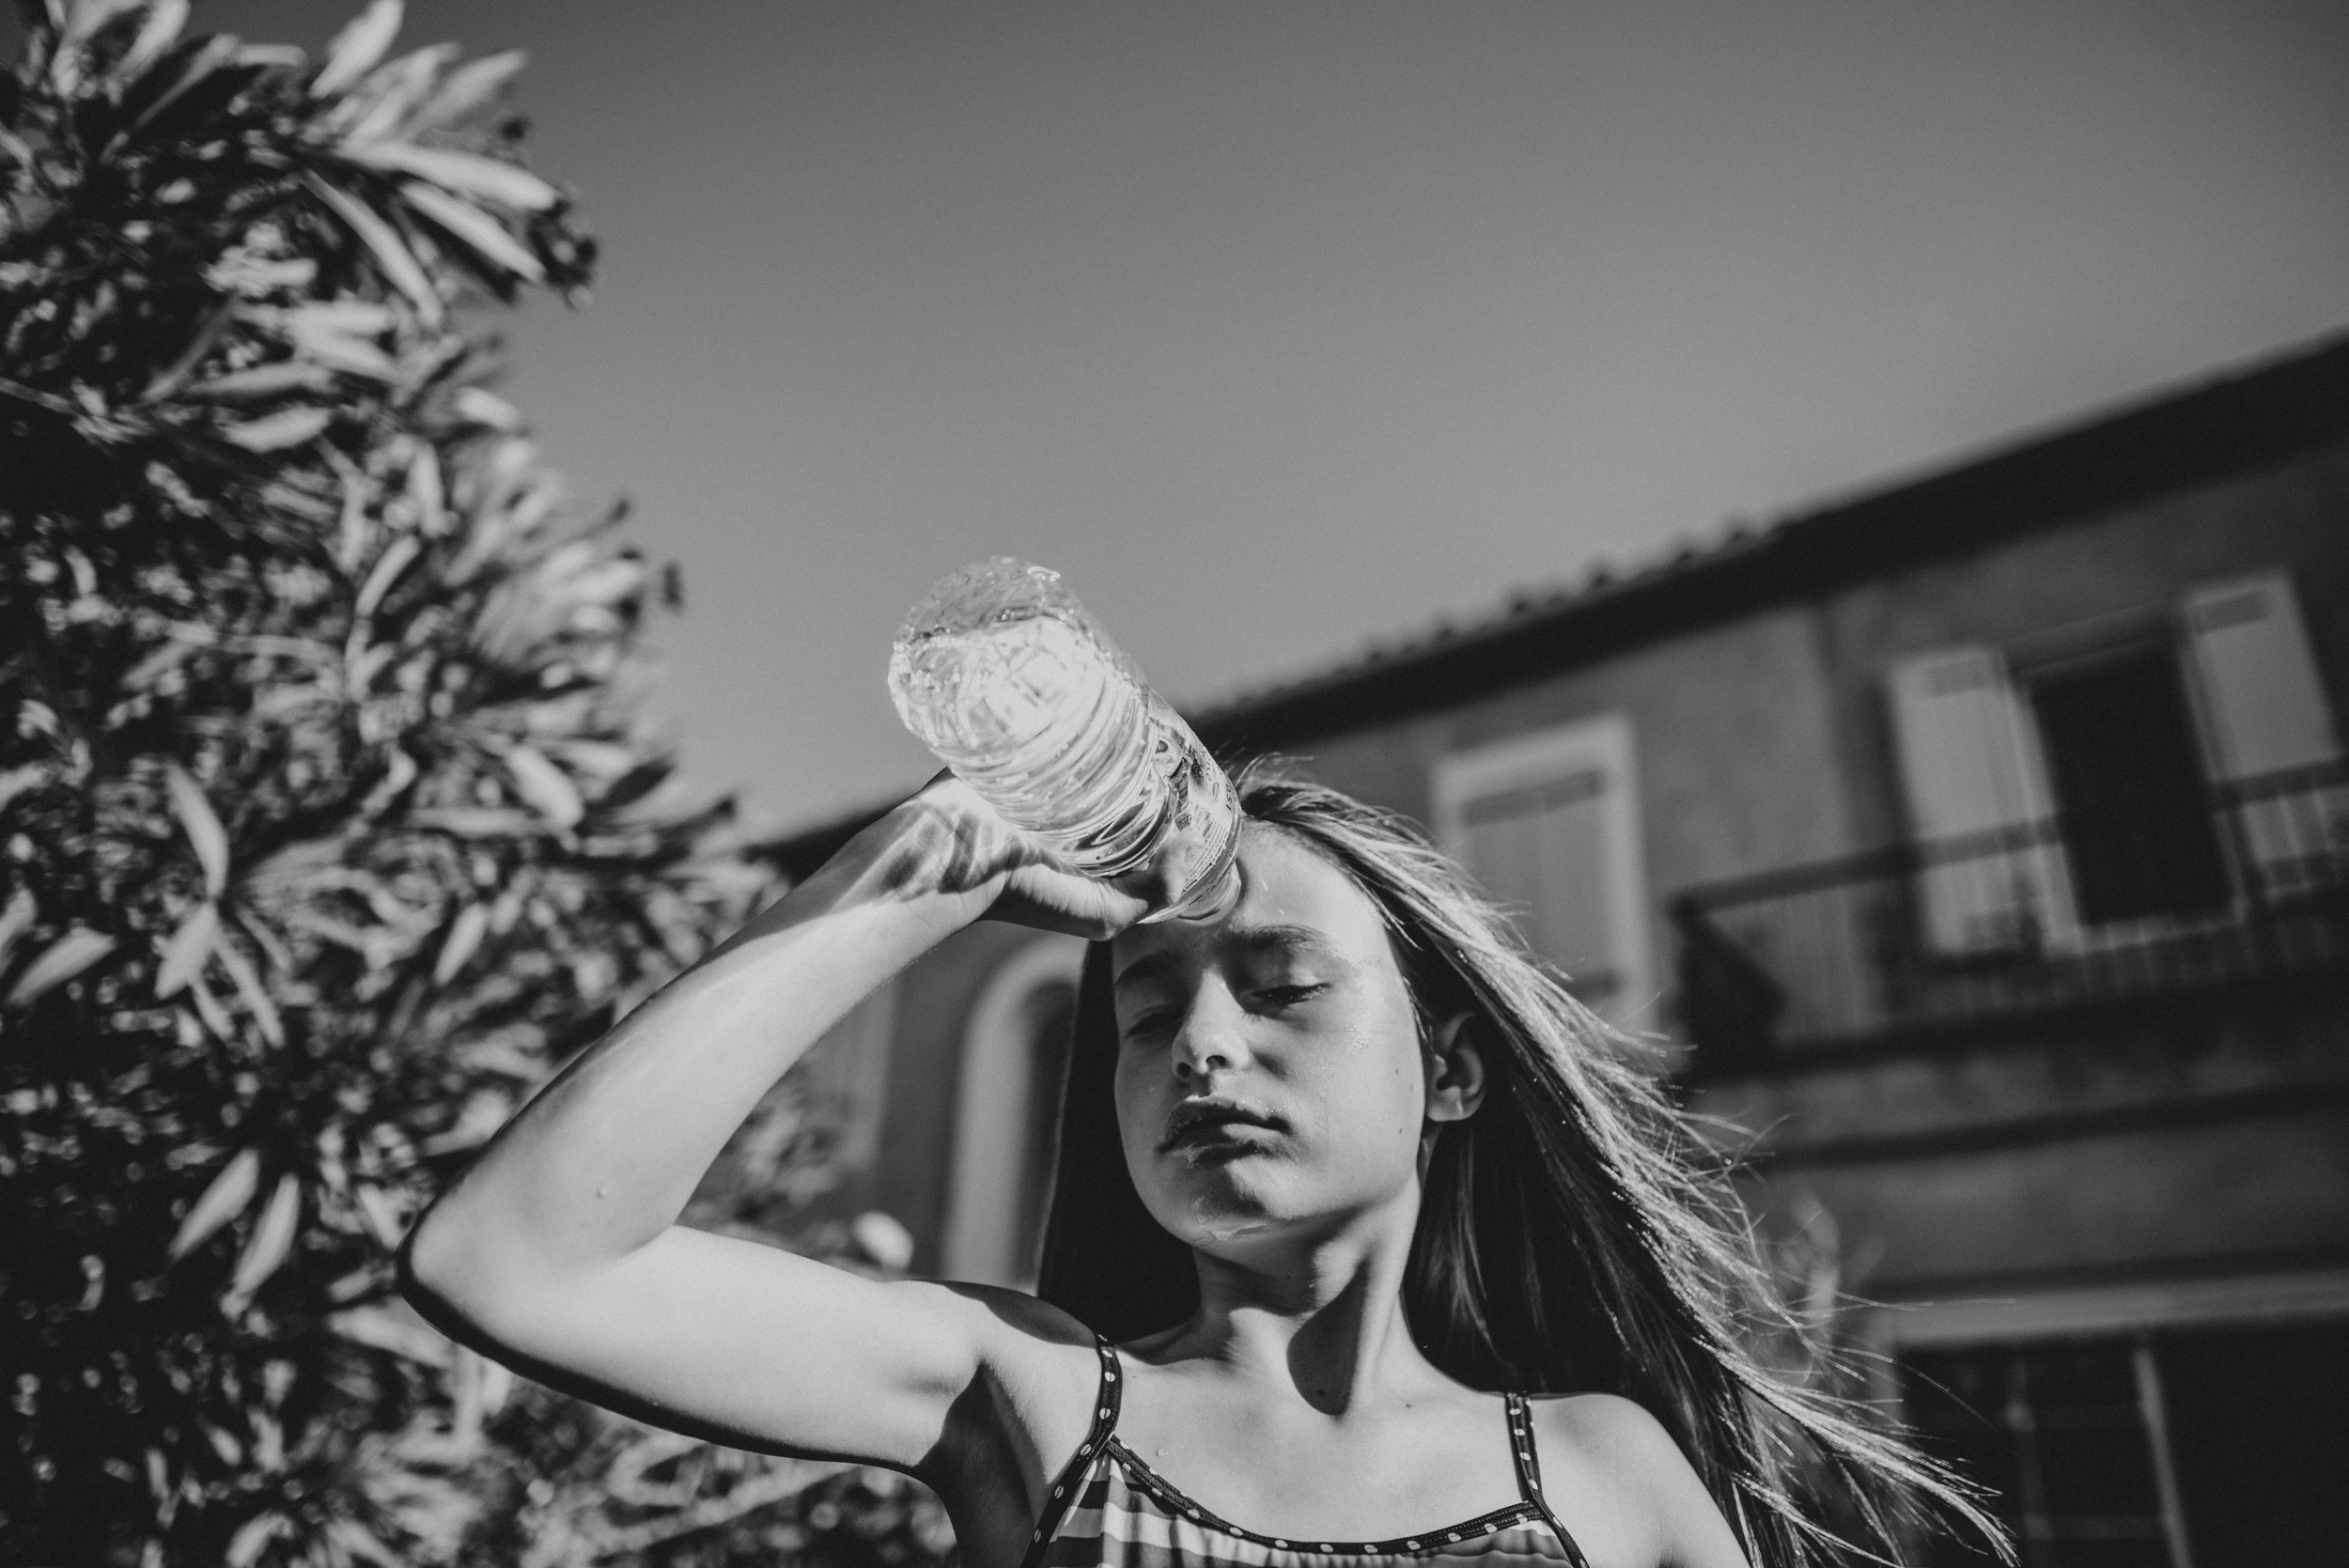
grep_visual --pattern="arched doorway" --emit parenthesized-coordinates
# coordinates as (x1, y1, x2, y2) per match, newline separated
(940, 936, 1085, 1287)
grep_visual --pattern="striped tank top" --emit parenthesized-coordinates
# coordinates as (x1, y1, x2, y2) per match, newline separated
(1022, 1335, 1594, 1568)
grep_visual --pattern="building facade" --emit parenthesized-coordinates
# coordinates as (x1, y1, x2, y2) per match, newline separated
(762, 333, 2349, 1567)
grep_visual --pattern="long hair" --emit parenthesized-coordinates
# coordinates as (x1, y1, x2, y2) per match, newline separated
(1036, 762, 2005, 1568)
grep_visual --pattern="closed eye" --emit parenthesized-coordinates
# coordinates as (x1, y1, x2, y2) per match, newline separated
(1119, 1008, 1179, 1042)
(1253, 984, 1327, 1010)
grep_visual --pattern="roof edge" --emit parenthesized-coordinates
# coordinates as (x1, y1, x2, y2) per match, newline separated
(761, 327, 2349, 871)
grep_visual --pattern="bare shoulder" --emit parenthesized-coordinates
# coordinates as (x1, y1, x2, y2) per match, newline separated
(918, 1283, 1109, 1525)
(950, 1281, 1103, 1403)
(1540, 1389, 1683, 1460)
(1528, 1394, 1750, 1568)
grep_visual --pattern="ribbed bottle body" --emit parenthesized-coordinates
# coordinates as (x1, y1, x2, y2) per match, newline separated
(888, 559, 1239, 922)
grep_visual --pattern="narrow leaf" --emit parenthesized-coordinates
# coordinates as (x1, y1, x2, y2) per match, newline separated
(185, 972, 237, 1040)
(168, 1148, 259, 1261)
(407, 444, 445, 535)
(408, 807, 538, 838)
(50, 0, 142, 91)
(505, 744, 583, 829)
(164, 765, 229, 896)
(328, 1519, 404, 1568)
(283, 306, 397, 379)
(99, 0, 190, 95)
(184, 362, 334, 401)
(353, 535, 420, 620)
(154, 901, 220, 998)
(341, 141, 558, 211)
(0, 887, 37, 974)
(225, 1512, 287, 1568)
(330, 1302, 451, 1367)
(352, 1184, 406, 1250)
(337, 43, 455, 147)
(229, 1173, 302, 1300)
(408, 49, 525, 132)
(399, 180, 543, 282)
(452, 385, 522, 431)
(313, 0, 401, 97)
(221, 405, 332, 452)
(7, 927, 117, 1007)
(305, 175, 443, 325)
(0, 763, 51, 815)
(214, 933, 285, 1048)
(432, 902, 490, 986)
(58, 0, 142, 50)
(289, 299, 397, 334)
(128, 32, 237, 132)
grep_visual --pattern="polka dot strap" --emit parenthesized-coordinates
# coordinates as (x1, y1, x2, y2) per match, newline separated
(1503, 1392, 1543, 1504)
(1507, 1393, 1594, 1568)
(1021, 1332, 1124, 1561)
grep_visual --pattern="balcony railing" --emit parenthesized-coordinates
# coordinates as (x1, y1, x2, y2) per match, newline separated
(1672, 762, 2349, 1072)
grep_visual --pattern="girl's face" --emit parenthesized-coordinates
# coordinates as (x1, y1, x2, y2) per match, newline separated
(1107, 826, 1473, 1250)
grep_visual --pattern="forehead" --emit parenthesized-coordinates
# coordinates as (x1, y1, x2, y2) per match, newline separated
(1110, 825, 1393, 987)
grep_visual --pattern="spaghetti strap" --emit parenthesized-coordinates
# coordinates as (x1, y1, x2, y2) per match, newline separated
(1506, 1392, 1595, 1568)
(1025, 1333, 1123, 1552)
(1025, 1358, 1591, 1568)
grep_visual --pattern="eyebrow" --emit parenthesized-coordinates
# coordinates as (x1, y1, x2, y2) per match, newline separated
(1112, 924, 1350, 993)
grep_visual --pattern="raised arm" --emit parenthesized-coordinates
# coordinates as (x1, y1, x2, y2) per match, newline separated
(398, 775, 1145, 1483)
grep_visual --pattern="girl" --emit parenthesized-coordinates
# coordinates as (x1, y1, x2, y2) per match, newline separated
(402, 765, 1997, 1567)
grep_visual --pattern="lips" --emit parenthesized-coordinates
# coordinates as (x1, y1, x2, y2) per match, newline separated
(1160, 1099, 1285, 1153)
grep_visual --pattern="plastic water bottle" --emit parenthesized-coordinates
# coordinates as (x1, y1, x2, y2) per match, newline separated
(888, 558, 1243, 924)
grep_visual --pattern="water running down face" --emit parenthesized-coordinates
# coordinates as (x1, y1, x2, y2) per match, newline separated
(1108, 825, 1484, 1254)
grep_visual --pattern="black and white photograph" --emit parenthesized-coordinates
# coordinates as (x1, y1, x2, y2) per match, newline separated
(3, 3, 2346, 1565)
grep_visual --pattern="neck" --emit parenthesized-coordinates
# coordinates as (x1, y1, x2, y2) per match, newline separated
(1170, 1188, 1441, 1415)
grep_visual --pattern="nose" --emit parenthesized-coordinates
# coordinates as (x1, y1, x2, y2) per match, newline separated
(1171, 984, 1250, 1082)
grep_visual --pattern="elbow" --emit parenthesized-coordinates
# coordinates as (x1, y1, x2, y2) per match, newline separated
(395, 1199, 459, 1321)
(396, 1191, 583, 1358)
(396, 1193, 501, 1335)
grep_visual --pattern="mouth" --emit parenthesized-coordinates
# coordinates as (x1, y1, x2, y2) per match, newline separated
(1160, 1099, 1286, 1155)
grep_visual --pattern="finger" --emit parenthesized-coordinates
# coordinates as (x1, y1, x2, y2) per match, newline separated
(991, 865, 1150, 940)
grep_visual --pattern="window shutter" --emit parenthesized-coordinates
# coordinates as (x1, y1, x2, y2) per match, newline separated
(2182, 573, 2346, 898)
(1435, 717, 1652, 1028)
(1888, 646, 2075, 954)
(1456, 768, 1618, 1002)
(2181, 574, 2339, 779)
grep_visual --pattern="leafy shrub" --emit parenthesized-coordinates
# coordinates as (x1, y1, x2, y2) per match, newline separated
(0, 4, 943, 1562)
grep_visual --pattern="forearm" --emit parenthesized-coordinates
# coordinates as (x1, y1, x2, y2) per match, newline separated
(404, 815, 979, 1299)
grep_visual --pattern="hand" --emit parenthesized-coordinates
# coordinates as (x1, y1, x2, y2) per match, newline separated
(848, 771, 1153, 940)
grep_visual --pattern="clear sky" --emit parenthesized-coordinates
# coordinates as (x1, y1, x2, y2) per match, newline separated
(62, 2, 2349, 831)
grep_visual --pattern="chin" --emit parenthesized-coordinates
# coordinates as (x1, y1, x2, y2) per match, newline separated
(1145, 1159, 1310, 1247)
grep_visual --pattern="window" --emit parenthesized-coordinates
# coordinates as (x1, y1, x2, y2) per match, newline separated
(1900, 1320, 2349, 1568)
(1433, 716, 1653, 1028)
(2030, 647, 2229, 925)
(941, 938, 1084, 1288)
(1886, 569, 2343, 953)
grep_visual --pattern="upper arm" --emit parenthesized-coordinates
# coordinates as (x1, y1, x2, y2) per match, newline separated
(402, 1220, 1092, 1483)
(1537, 1394, 1752, 1568)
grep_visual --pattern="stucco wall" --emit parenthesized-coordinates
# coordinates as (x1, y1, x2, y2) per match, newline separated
(1698, 983, 2349, 1295)
(1288, 603, 1858, 1020)
(1819, 435, 2349, 849)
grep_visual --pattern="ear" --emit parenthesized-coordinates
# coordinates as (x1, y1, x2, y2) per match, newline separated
(1423, 1010, 1486, 1124)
